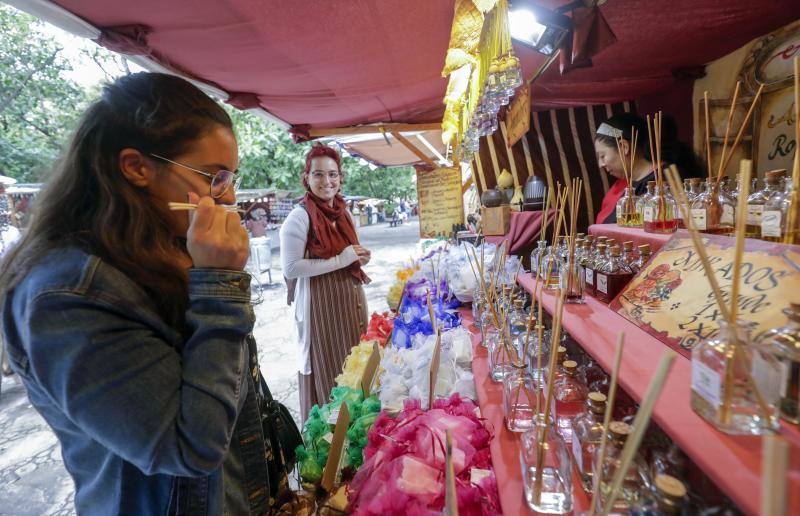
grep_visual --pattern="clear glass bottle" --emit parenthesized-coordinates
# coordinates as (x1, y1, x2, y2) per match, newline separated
(650, 443, 687, 481)
(629, 474, 688, 515)
(521, 419, 573, 514)
(630, 244, 652, 275)
(755, 302, 800, 425)
(530, 240, 548, 276)
(556, 236, 570, 261)
(617, 186, 642, 227)
(472, 288, 486, 328)
(586, 243, 609, 298)
(579, 240, 595, 297)
(690, 319, 781, 434)
(746, 170, 782, 239)
(639, 181, 656, 226)
(688, 178, 702, 204)
(690, 181, 735, 234)
(542, 346, 568, 389)
(621, 241, 638, 270)
(504, 364, 537, 432)
(554, 360, 588, 444)
(761, 172, 790, 242)
(527, 323, 549, 387)
(572, 392, 607, 491)
(644, 185, 678, 234)
(595, 246, 634, 303)
(580, 358, 610, 394)
(541, 245, 563, 292)
(560, 254, 585, 305)
(489, 331, 515, 383)
(593, 236, 608, 253)
(596, 421, 650, 513)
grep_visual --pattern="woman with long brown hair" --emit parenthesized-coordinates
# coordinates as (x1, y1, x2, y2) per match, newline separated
(0, 72, 292, 514)
(280, 145, 371, 422)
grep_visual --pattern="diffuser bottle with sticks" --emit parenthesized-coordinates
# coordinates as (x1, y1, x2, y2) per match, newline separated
(541, 245, 563, 291)
(580, 240, 596, 297)
(595, 421, 650, 513)
(690, 319, 781, 434)
(616, 187, 642, 227)
(755, 302, 800, 425)
(530, 240, 548, 277)
(690, 181, 735, 235)
(572, 392, 608, 492)
(520, 420, 573, 514)
(503, 363, 536, 432)
(553, 360, 588, 444)
(643, 184, 678, 234)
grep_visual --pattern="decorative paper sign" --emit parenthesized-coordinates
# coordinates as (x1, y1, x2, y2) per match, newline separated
(360, 341, 381, 398)
(417, 167, 464, 238)
(321, 403, 351, 492)
(444, 430, 459, 516)
(610, 230, 800, 358)
(506, 85, 530, 148)
(428, 332, 442, 410)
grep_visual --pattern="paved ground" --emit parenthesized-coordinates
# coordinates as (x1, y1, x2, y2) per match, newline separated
(0, 218, 421, 515)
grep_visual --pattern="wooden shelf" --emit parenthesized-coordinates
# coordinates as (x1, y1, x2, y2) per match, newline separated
(517, 273, 800, 516)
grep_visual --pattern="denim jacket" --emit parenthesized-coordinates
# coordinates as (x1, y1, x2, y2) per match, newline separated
(1, 247, 274, 515)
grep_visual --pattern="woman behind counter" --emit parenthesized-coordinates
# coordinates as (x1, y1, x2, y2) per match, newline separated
(280, 145, 371, 422)
(594, 112, 701, 224)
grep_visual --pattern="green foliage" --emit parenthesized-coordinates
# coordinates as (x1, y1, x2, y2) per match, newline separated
(0, 5, 90, 182)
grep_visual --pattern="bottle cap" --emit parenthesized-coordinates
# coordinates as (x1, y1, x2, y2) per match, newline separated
(654, 474, 687, 499)
(577, 233, 586, 239)
(690, 178, 701, 185)
(588, 391, 607, 403)
(648, 180, 656, 187)
(587, 392, 607, 412)
(586, 235, 594, 243)
(597, 236, 607, 243)
(638, 244, 651, 255)
(623, 241, 633, 251)
(597, 243, 607, 251)
(609, 421, 632, 440)
(557, 345, 567, 355)
(610, 245, 621, 256)
(563, 360, 577, 369)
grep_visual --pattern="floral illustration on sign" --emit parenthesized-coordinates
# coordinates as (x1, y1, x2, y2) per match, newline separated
(623, 264, 683, 312)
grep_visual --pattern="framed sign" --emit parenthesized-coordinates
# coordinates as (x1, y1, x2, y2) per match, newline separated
(610, 231, 800, 358)
(416, 167, 464, 238)
(505, 85, 530, 148)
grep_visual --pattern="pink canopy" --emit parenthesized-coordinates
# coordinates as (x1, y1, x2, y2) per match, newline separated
(44, 0, 798, 133)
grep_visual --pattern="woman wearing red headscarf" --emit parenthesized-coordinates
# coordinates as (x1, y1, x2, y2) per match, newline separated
(280, 145, 371, 421)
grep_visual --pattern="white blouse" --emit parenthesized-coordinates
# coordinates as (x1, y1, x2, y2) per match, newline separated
(279, 207, 359, 374)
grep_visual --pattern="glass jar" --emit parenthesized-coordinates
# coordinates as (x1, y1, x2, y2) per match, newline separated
(629, 474, 688, 515)
(504, 364, 537, 432)
(521, 420, 573, 514)
(596, 421, 650, 513)
(643, 185, 678, 234)
(617, 186, 642, 227)
(755, 302, 800, 425)
(690, 181, 735, 234)
(690, 320, 781, 434)
(746, 171, 782, 238)
(559, 257, 585, 305)
(541, 246, 563, 292)
(553, 360, 588, 444)
(595, 246, 634, 304)
(530, 240, 548, 277)
(572, 392, 607, 491)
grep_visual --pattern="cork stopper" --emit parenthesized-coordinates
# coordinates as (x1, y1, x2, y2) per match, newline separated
(586, 235, 595, 244)
(596, 243, 608, 253)
(587, 391, 607, 413)
(606, 239, 616, 247)
(563, 360, 578, 370)
(639, 244, 651, 256)
(610, 245, 622, 257)
(609, 421, 632, 441)
(623, 241, 633, 251)
(577, 233, 586, 239)
(690, 177, 701, 186)
(766, 170, 785, 183)
(557, 345, 567, 356)
(597, 236, 607, 244)
(654, 474, 687, 499)
(647, 180, 656, 188)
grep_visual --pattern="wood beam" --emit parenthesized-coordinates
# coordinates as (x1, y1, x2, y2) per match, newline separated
(307, 123, 441, 138)
(391, 131, 437, 166)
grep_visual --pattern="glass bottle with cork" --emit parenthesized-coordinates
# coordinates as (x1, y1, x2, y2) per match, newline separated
(595, 421, 651, 513)
(553, 360, 588, 444)
(630, 244, 652, 274)
(629, 474, 689, 515)
(580, 240, 596, 297)
(595, 245, 634, 303)
(572, 391, 608, 491)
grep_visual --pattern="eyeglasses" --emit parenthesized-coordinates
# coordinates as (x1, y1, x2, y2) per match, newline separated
(309, 171, 341, 182)
(150, 153, 242, 199)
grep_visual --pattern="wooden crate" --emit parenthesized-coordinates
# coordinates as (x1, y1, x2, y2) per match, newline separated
(481, 206, 510, 236)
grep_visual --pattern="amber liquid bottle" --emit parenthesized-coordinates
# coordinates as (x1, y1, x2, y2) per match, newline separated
(595, 246, 634, 303)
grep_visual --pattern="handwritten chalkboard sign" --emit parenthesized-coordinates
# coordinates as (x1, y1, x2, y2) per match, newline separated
(417, 167, 464, 238)
(610, 230, 800, 358)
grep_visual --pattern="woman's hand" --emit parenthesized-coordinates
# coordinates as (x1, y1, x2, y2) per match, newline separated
(186, 192, 249, 270)
(352, 244, 371, 266)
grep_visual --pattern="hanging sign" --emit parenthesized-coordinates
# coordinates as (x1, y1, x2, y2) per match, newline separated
(610, 231, 800, 358)
(416, 167, 464, 238)
(505, 85, 530, 148)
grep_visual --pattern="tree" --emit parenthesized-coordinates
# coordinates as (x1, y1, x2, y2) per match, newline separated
(0, 5, 90, 182)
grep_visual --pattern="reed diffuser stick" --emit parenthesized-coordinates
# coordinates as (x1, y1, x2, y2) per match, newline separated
(785, 56, 800, 244)
(716, 81, 741, 183)
(704, 91, 713, 181)
(588, 333, 625, 516)
(761, 434, 789, 516)
(718, 84, 764, 183)
(601, 351, 677, 516)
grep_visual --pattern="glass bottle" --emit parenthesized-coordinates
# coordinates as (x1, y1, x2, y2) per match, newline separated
(629, 474, 688, 515)
(542, 346, 568, 389)
(572, 392, 607, 491)
(580, 358, 610, 394)
(579, 240, 596, 297)
(755, 302, 800, 425)
(541, 245, 563, 292)
(472, 288, 486, 328)
(690, 181, 735, 234)
(560, 252, 585, 305)
(530, 240, 548, 276)
(690, 319, 781, 434)
(521, 419, 573, 514)
(761, 171, 790, 242)
(644, 185, 678, 234)
(650, 443, 687, 482)
(630, 244, 652, 275)
(527, 324, 550, 387)
(489, 331, 516, 383)
(687, 178, 702, 204)
(746, 170, 782, 239)
(616, 186, 642, 227)
(556, 236, 570, 261)
(585, 234, 595, 253)
(596, 421, 650, 513)
(637, 182, 656, 226)
(593, 236, 608, 253)
(595, 246, 634, 304)
(621, 241, 638, 270)
(504, 364, 537, 432)
(554, 360, 589, 444)
(586, 243, 609, 298)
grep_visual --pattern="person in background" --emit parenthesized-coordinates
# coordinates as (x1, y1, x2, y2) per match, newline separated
(0, 72, 292, 514)
(280, 145, 371, 422)
(593, 112, 701, 224)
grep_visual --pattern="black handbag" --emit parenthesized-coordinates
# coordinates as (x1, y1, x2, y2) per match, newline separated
(259, 373, 303, 471)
